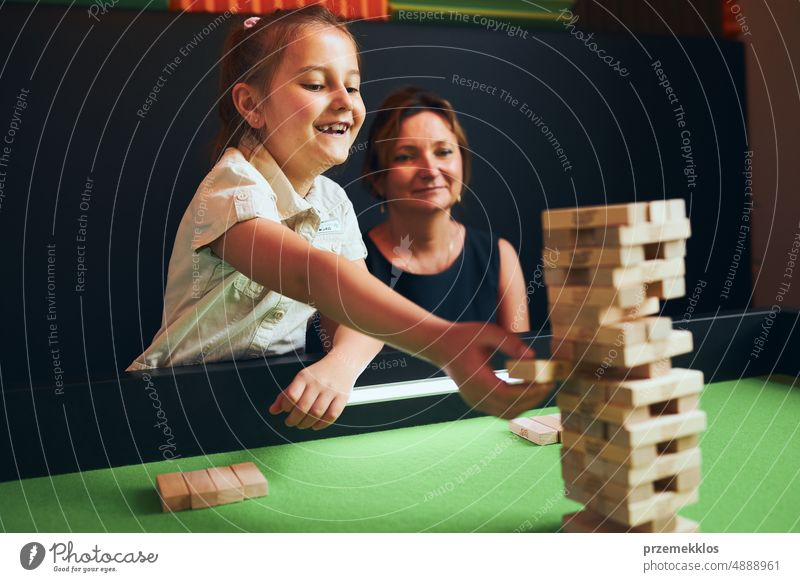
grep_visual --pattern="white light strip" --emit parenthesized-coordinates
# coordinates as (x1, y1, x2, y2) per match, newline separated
(347, 370, 516, 405)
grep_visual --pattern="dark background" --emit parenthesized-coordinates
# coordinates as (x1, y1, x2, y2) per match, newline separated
(0, 5, 749, 389)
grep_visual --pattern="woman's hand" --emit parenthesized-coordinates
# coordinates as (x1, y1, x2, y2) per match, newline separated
(424, 322, 553, 419)
(268, 354, 357, 430)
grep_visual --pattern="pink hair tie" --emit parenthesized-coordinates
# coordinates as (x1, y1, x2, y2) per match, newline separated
(244, 17, 261, 29)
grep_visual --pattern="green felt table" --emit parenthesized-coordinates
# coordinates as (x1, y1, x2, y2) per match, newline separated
(1, 377, 798, 533)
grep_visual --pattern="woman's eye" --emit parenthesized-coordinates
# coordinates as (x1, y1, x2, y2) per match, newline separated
(437, 149, 453, 157)
(346, 87, 360, 94)
(303, 84, 324, 92)
(393, 154, 412, 162)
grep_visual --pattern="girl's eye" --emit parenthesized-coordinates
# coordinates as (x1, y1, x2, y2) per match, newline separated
(347, 87, 360, 94)
(437, 149, 453, 157)
(303, 84, 324, 92)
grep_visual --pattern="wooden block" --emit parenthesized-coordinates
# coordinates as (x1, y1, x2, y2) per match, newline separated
(230, 462, 269, 499)
(506, 359, 571, 383)
(584, 488, 698, 527)
(156, 472, 191, 513)
(549, 296, 660, 327)
(648, 199, 687, 223)
(509, 417, 559, 445)
(562, 510, 699, 533)
(658, 434, 700, 455)
(649, 277, 686, 299)
(551, 316, 672, 346)
(548, 284, 647, 310)
(552, 245, 646, 268)
(606, 409, 707, 448)
(531, 413, 562, 435)
(554, 330, 693, 369)
(563, 463, 655, 503)
(207, 466, 245, 506)
(562, 429, 659, 468)
(593, 358, 673, 381)
(583, 448, 703, 489)
(557, 392, 652, 425)
(561, 411, 608, 440)
(563, 368, 704, 408)
(645, 240, 687, 260)
(542, 202, 650, 230)
(183, 469, 218, 509)
(544, 219, 691, 248)
(654, 466, 702, 494)
(545, 258, 685, 289)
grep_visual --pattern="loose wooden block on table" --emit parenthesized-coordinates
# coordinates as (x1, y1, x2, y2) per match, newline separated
(551, 330, 694, 369)
(506, 359, 571, 383)
(509, 416, 560, 445)
(551, 316, 672, 346)
(544, 257, 685, 289)
(562, 510, 699, 533)
(532, 413, 562, 433)
(183, 469, 218, 509)
(230, 462, 269, 499)
(544, 218, 691, 249)
(207, 466, 245, 505)
(156, 472, 191, 513)
(542, 202, 650, 230)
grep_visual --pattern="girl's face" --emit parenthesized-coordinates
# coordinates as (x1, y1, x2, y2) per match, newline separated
(379, 111, 464, 213)
(258, 26, 364, 180)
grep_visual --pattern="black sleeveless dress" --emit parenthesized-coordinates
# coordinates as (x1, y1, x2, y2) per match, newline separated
(364, 226, 500, 324)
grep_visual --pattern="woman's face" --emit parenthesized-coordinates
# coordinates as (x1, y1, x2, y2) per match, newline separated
(379, 111, 464, 213)
(257, 26, 365, 179)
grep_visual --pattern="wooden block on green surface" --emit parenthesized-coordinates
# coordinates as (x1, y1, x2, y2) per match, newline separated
(649, 277, 686, 299)
(552, 245, 646, 268)
(506, 359, 571, 383)
(551, 316, 672, 347)
(562, 510, 699, 533)
(531, 413, 562, 438)
(183, 469, 218, 509)
(542, 202, 650, 230)
(156, 472, 191, 513)
(606, 409, 707, 449)
(509, 416, 559, 445)
(230, 462, 269, 499)
(548, 284, 648, 310)
(554, 330, 693, 369)
(544, 258, 685, 289)
(645, 240, 687, 261)
(207, 466, 244, 506)
(549, 296, 660, 327)
(544, 218, 691, 249)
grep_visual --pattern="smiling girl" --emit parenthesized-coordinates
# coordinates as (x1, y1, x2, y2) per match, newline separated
(128, 7, 550, 429)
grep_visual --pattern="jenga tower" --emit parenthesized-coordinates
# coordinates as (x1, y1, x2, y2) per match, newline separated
(509, 199, 705, 533)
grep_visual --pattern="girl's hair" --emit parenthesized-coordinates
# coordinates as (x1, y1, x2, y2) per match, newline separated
(362, 86, 472, 199)
(212, 6, 358, 164)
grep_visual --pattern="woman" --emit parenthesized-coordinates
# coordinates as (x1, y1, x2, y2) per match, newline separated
(362, 87, 530, 332)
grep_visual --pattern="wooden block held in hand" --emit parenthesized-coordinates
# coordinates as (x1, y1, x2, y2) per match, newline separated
(156, 472, 191, 513)
(183, 469, 218, 509)
(230, 462, 269, 499)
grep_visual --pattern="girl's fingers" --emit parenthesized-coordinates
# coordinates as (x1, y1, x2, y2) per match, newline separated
(268, 394, 284, 415)
(284, 387, 318, 428)
(311, 395, 346, 431)
(297, 392, 334, 430)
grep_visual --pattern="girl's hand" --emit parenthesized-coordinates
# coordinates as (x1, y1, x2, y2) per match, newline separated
(426, 322, 552, 420)
(268, 355, 357, 430)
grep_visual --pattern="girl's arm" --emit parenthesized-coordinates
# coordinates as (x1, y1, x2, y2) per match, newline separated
(210, 217, 549, 419)
(496, 238, 531, 333)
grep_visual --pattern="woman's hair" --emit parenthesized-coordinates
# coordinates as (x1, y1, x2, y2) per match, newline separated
(362, 87, 472, 199)
(212, 6, 358, 163)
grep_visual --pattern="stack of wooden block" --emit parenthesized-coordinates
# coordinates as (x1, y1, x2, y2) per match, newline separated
(509, 199, 705, 533)
(156, 461, 268, 512)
